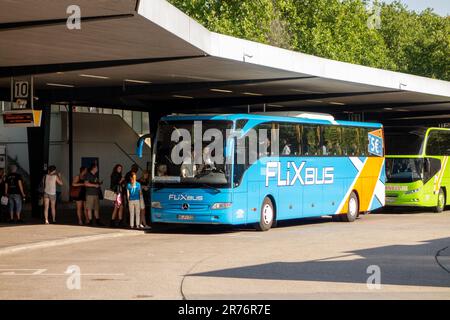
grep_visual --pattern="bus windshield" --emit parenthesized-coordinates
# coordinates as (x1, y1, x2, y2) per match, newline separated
(153, 120, 233, 188)
(384, 127, 426, 155)
(386, 158, 424, 183)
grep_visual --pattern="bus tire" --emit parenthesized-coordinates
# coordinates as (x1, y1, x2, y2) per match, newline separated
(341, 192, 359, 222)
(435, 188, 446, 213)
(256, 197, 274, 231)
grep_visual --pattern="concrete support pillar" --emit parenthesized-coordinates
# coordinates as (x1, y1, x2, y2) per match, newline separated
(27, 105, 51, 219)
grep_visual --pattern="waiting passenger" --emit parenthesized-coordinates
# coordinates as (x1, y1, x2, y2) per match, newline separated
(110, 164, 125, 228)
(84, 164, 104, 226)
(43, 165, 63, 224)
(72, 167, 88, 225)
(127, 172, 142, 229)
(5, 165, 26, 224)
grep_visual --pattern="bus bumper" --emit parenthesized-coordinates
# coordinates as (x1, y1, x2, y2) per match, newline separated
(151, 209, 234, 225)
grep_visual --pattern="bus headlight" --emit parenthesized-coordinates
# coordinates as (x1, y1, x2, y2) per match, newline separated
(151, 201, 163, 209)
(211, 202, 232, 210)
(405, 188, 421, 195)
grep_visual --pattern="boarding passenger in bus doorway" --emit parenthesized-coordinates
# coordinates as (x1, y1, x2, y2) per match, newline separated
(43, 165, 63, 225)
(139, 170, 151, 228)
(127, 172, 142, 229)
(5, 165, 26, 224)
(110, 164, 125, 228)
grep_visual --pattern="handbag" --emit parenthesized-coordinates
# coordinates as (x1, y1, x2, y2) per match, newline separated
(70, 185, 82, 199)
(140, 195, 145, 210)
(1, 195, 8, 206)
(103, 189, 116, 201)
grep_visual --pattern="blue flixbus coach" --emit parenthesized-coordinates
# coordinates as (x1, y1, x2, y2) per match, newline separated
(140, 112, 385, 231)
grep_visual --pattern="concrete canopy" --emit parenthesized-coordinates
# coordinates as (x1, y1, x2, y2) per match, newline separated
(0, 0, 449, 124)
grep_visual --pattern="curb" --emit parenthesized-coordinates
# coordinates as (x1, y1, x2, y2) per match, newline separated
(0, 231, 142, 257)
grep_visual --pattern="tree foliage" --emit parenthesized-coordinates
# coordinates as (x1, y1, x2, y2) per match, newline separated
(168, 0, 449, 80)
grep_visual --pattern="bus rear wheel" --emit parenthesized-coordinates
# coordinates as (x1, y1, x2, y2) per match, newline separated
(341, 192, 359, 222)
(435, 188, 446, 213)
(255, 197, 274, 231)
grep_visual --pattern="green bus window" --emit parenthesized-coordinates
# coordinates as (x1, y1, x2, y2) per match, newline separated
(427, 130, 443, 156)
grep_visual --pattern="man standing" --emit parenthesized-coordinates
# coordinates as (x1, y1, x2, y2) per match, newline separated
(5, 165, 26, 223)
(84, 164, 104, 226)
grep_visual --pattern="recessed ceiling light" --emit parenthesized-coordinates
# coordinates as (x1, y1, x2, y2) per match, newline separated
(46, 83, 75, 88)
(384, 107, 393, 110)
(79, 74, 110, 79)
(124, 79, 152, 84)
(173, 95, 194, 99)
(210, 88, 233, 93)
(329, 101, 346, 106)
(289, 89, 323, 94)
(243, 92, 263, 96)
(306, 100, 323, 103)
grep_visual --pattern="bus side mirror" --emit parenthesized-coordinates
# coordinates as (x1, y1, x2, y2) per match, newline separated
(136, 134, 153, 158)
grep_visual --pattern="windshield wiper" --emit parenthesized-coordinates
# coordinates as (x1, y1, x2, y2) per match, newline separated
(198, 183, 221, 193)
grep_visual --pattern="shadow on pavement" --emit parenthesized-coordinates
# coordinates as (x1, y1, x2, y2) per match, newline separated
(189, 237, 450, 288)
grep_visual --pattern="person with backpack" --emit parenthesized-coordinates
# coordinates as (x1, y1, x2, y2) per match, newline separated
(110, 164, 125, 227)
(5, 165, 26, 223)
(43, 165, 63, 224)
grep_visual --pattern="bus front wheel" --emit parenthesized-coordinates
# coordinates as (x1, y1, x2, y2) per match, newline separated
(435, 188, 446, 213)
(341, 192, 359, 222)
(256, 197, 275, 231)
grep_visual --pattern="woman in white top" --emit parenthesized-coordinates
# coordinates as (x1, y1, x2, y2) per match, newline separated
(43, 165, 63, 224)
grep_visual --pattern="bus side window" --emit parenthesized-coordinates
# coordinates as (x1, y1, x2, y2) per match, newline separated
(359, 128, 369, 157)
(303, 125, 321, 156)
(427, 131, 441, 155)
(444, 132, 450, 155)
(427, 130, 450, 156)
(279, 122, 299, 156)
(322, 126, 342, 156)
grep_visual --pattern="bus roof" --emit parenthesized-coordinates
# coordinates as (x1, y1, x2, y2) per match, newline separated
(161, 113, 383, 128)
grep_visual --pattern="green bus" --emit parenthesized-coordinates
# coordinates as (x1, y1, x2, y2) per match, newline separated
(385, 127, 450, 212)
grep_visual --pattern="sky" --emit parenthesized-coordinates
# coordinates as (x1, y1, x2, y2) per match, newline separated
(381, 0, 449, 16)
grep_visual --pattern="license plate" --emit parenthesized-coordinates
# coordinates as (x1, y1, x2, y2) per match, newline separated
(178, 215, 194, 221)
(386, 197, 396, 203)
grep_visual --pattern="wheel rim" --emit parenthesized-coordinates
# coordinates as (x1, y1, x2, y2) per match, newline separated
(349, 197, 358, 217)
(438, 192, 445, 209)
(262, 204, 273, 225)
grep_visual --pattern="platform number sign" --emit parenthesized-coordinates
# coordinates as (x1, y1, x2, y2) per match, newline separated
(368, 129, 383, 157)
(14, 81, 29, 99)
(11, 77, 33, 110)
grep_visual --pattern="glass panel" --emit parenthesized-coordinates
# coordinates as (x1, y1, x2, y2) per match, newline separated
(153, 120, 233, 187)
(386, 158, 424, 183)
(322, 126, 343, 156)
(132, 111, 142, 134)
(302, 125, 321, 156)
(279, 123, 300, 156)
